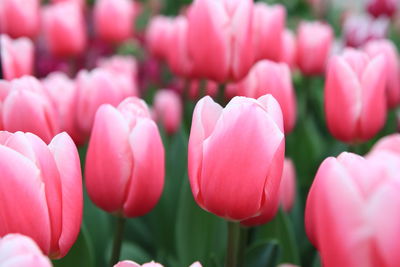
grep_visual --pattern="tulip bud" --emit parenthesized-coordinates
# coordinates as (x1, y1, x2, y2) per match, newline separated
(279, 158, 296, 212)
(0, 0, 40, 38)
(145, 16, 175, 60)
(324, 49, 387, 143)
(0, 234, 52, 266)
(367, 0, 398, 18)
(85, 97, 165, 217)
(153, 89, 182, 135)
(0, 131, 83, 258)
(188, 95, 285, 225)
(279, 29, 297, 70)
(296, 21, 333, 76)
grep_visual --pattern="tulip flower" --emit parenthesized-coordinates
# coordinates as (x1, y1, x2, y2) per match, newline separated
(51, 0, 85, 10)
(187, 0, 254, 82)
(0, 0, 40, 38)
(42, 1, 86, 57)
(188, 80, 218, 101)
(1, 34, 34, 80)
(296, 21, 333, 75)
(279, 29, 297, 70)
(114, 261, 202, 267)
(188, 95, 285, 225)
(0, 234, 52, 267)
(0, 81, 11, 131)
(367, 0, 398, 18)
(305, 152, 400, 267)
(0, 131, 83, 258)
(153, 89, 182, 135)
(364, 39, 400, 109)
(324, 49, 387, 143)
(145, 16, 174, 60)
(85, 97, 165, 217)
(252, 2, 286, 62)
(279, 158, 296, 212)
(228, 60, 297, 133)
(2, 76, 59, 143)
(94, 0, 138, 44)
(368, 133, 400, 156)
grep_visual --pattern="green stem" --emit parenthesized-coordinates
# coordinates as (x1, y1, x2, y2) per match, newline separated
(237, 226, 249, 267)
(348, 143, 363, 155)
(109, 216, 126, 267)
(226, 221, 241, 267)
(218, 83, 226, 106)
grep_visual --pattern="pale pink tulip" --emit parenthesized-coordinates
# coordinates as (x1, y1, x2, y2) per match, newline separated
(153, 89, 182, 134)
(279, 158, 296, 212)
(279, 29, 297, 69)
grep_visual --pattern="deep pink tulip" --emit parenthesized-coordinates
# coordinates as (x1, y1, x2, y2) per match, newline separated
(0, 131, 82, 258)
(2, 76, 59, 143)
(279, 158, 296, 212)
(367, 0, 398, 18)
(305, 152, 400, 267)
(188, 95, 285, 225)
(153, 89, 182, 134)
(94, 0, 137, 44)
(252, 3, 286, 62)
(1, 34, 34, 80)
(0, 0, 40, 38)
(228, 60, 297, 133)
(364, 39, 400, 109)
(42, 2, 86, 57)
(85, 97, 165, 217)
(114, 261, 202, 267)
(324, 49, 387, 143)
(145, 16, 174, 60)
(279, 29, 297, 69)
(296, 21, 333, 75)
(0, 234, 52, 266)
(187, 0, 254, 82)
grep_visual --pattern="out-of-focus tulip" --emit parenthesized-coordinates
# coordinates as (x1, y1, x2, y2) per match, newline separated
(279, 29, 297, 69)
(277, 264, 299, 267)
(367, 0, 398, 18)
(0, 131, 82, 258)
(305, 152, 400, 267)
(114, 261, 202, 267)
(0, 234, 53, 266)
(85, 97, 164, 217)
(42, 2, 86, 57)
(2, 76, 59, 143)
(51, 0, 85, 10)
(228, 60, 296, 133)
(187, 0, 254, 82)
(324, 49, 386, 143)
(364, 39, 400, 109)
(145, 16, 174, 60)
(0, 0, 40, 38)
(94, 0, 137, 44)
(252, 3, 286, 62)
(153, 89, 182, 134)
(279, 158, 296, 212)
(188, 95, 285, 225)
(296, 21, 333, 75)
(368, 133, 400, 156)
(1, 34, 34, 80)
(188, 80, 218, 101)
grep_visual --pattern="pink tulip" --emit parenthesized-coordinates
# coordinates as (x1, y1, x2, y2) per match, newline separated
(42, 2, 86, 57)
(188, 95, 285, 225)
(368, 133, 400, 156)
(0, 81, 11, 131)
(114, 261, 202, 267)
(1, 34, 34, 80)
(187, 80, 218, 101)
(305, 152, 400, 267)
(51, 0, 85, 10)
(364, 39, 400, 109)
(367, 0, 398, 18)
(279, 29, 297, 69)
(252, 3, 286, 62)
(296, 21, 333, 75)
(0, 131, 82, 258)
(228, 60, 297, 133)
(278, 264, 299, 267)
(187, 0, 254, 82)
(2, 76, 59, 143)
(153, 89, 182, 134)
(324, 49, 386, 143)
(279, 158, 296, 212)
(0, 0, 40, 38)
(85, 97, 165, 217)
(145, 16, 174, 60)
(94, 0, 137, 44)
(0, 234, 52, 266)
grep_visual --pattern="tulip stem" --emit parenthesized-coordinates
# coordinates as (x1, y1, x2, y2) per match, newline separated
(218, 83, 226, 105)
(237, 226, 249, 267)
(109, 216, 126, 267)
(226, 221, 241, 267)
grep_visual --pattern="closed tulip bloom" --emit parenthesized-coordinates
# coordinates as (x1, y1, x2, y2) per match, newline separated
(324, 49, 387, 143)
(364, 39, 400, 108)
(0, 131, 83, 258)
(42, 2, 86, 57)
(305, 152, 400, 267)
(1, 34, 34, 80)
(94, 0, 137, 44)
(280, 29, 297, 69)
(0, 234, 52, 267)
(85, 97, 165, 217)
(0, 0, 40, 38)
(279, 158, 296, 212)
(188, 95, 285, 225)
(187, 0, 254, 82)
(252, 3, 286, 62)
(145, 16, 174, 60)
(367, 0, 398, 18)
(51, 0, 85, 10)
(2, 76, 59, 143)
(228, 60, 297, 133)
(296, 21, 333, 75)
(153, 89, 182, 134)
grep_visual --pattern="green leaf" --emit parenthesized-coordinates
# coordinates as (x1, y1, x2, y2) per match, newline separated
(116, 241, 152, 264)
(244, 240, 281, 267)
